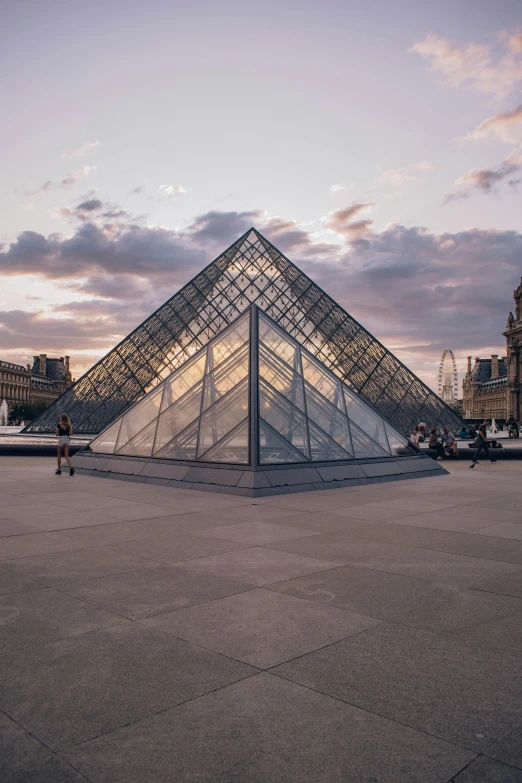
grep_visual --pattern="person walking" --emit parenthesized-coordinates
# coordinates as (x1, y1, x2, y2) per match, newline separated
(470, 419, 498, 469)
(428, 428, 445, 459)
(55, 414, 75, 476)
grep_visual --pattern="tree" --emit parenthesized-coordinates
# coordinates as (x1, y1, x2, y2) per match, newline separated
(9, 401, 49, 423)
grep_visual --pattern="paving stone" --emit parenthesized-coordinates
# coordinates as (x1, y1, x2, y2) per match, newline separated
(451, 755, 522, 782)
(0, 623, 256, 750)
(486, 721, 522, 769)
(330, 504, 419, 521)
(4, 755, 94, 781)
(63, 673, 474, 783)
(0, 546, 157, 586)
(0, 532, 85, 561)
(108, 530, 248, 564)
(0, 587, 128, 651)
(270, 533, 522, 587)
(0, 568, 41, 596)
(58, 565, 253, 620)
(472, 522, 522, 541)
(269, 511, 372, 534)
(177, 546, 339, 586)
(0, 520, 39, 536)
(0, 711, 51, 775)
(99, 502, 185, 521)
(194, 520, 319, 545)
(395, 589, 522, 651)
(471, 569, 522, 598)
(272, 623, 522, 751)
(143, 588, 380, 668)
(269, 565, 458, 621)
(105, 459, 146, 475)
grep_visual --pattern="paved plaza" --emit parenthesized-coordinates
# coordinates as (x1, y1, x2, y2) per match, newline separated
(0, 457, 521, 782)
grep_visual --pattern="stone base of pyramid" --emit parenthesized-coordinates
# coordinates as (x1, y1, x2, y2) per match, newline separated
(72, 451, 447, 497)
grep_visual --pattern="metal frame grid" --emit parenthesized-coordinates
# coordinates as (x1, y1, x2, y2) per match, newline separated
(25, 228, 463, 435)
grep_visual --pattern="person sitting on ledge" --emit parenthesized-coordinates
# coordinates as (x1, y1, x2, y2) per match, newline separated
(428, 428, 445, 460)
(459, 426, 468, 439)
(441, 426, 459, 458)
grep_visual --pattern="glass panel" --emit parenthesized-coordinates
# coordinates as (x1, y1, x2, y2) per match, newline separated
(202, 343, 249, 412)
(207, 312, 250, 370)
(199, 419, 249, 464)
(259, 313, 298, 369)
(117, 420, 157, 457)
(308, 420, 352, 462)
(301, 354, 344, 410)
(259, 379, 309, 458)
(197, 378, 249, 456)
(385, 423, 415, 456)
(116, 384, 163, 450)
(350, 421, 390, 458)
(343, 386, 390, 452)
(161, 353, 207, 412)
(304, 383, 352, 455)
(259, 344, 305, 412)
(154, 419, 199, 460)
(259, 421, 306, 464)
(89, 419, 121, 454)
(153, 381, 203, 454)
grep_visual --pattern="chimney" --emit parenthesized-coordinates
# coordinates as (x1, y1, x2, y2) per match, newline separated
(475, 357, 480, 364)
(491, 354, 499, 378)
(39, 354, 47, 377)
(64, 356, 70, 370)
(467, 356, 472, 373)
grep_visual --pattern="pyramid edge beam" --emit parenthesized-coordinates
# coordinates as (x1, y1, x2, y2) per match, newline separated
(248, 229, 464, 436)
(22, 228, 257, 434)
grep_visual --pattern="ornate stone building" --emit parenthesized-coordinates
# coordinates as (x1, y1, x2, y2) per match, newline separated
(462, 277, 522, 422)
(0, 354, 72, 415)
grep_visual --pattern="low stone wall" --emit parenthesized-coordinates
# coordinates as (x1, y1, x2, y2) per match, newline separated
(72, 451, 447, 497)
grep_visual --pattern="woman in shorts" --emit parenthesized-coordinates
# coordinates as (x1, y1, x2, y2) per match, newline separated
(55, 414, 74, 476)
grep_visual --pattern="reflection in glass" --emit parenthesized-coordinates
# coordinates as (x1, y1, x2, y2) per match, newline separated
(207, 312, 250, 370)
(89, 419, 121, 454)
(301, 354, 344, 410)
(385, 423, 415, 456)
(259, 379, 309, 458)
(197, 378, 249, 457)
(308, 420, 352, 462)
(153, 382, 203, 454)
(259, 344, 305, 412)
(350, 421, 390, 458)
(304, 383, 352, 455)
(259, 421, 304, 464)
(259, 314, 298, 368)
(200, 419, 249, 464)
(161, 354, 206, 412)
(344, 386, 390, 453)
(155, 419, 199, 460)
(202, 344, 249, 412)
(117, 419, 157, 457)
(116, 384, 163, 451)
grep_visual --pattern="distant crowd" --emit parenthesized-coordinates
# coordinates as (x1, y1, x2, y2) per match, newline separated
(409, 419, 501, 469)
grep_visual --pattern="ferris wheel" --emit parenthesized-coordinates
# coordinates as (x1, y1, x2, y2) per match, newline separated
(438, 350, 458, 405)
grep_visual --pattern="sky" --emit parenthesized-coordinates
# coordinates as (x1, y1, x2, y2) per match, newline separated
(1, 0, 522, 394)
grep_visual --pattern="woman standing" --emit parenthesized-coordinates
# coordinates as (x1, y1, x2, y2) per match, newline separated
(55, 414, 75, 476)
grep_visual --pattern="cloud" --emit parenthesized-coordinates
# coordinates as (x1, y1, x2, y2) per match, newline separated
(416, 160, 435, 172)
(4, 206, 521, 389)
(329, 184, 345, 193)
(411, 31, 522, 98)
(21, 166, 97, 198)
(378, 169, 419, 186)
(445, 150, 522, 200)
(51, 198, 133, 224)
(324, 203, 375, 239)
(62, 141, 101, 160)
(464, 104, 522, 144)
(158, 184, 186, 198)
(128, 185, 144, 196)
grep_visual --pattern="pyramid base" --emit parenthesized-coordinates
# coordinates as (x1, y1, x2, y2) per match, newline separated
(72, 452, 448, 497)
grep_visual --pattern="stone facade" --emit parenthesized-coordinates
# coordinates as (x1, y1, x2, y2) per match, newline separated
(462, 277, 522, 422)
(0, 354, 72, 414)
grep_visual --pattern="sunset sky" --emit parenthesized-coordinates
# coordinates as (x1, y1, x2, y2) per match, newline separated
(2, 0, 522, 392)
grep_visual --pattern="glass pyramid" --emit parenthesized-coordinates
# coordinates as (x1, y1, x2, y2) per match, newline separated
(89, 306, 415, 466)
(25, 228, 463, 436)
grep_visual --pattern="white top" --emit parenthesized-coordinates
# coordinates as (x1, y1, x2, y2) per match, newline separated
(410, 431, 420, 444)
(441, 431, 455, 444)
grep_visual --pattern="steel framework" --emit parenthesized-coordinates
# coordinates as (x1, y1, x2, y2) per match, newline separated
(438, 350, 459, 406)
(24, 228, 464, 435)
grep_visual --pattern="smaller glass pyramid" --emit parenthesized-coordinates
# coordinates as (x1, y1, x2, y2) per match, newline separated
(89, 306, 414, 465)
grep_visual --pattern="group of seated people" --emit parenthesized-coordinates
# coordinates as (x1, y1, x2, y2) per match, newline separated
(410, 424, 459, 459)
